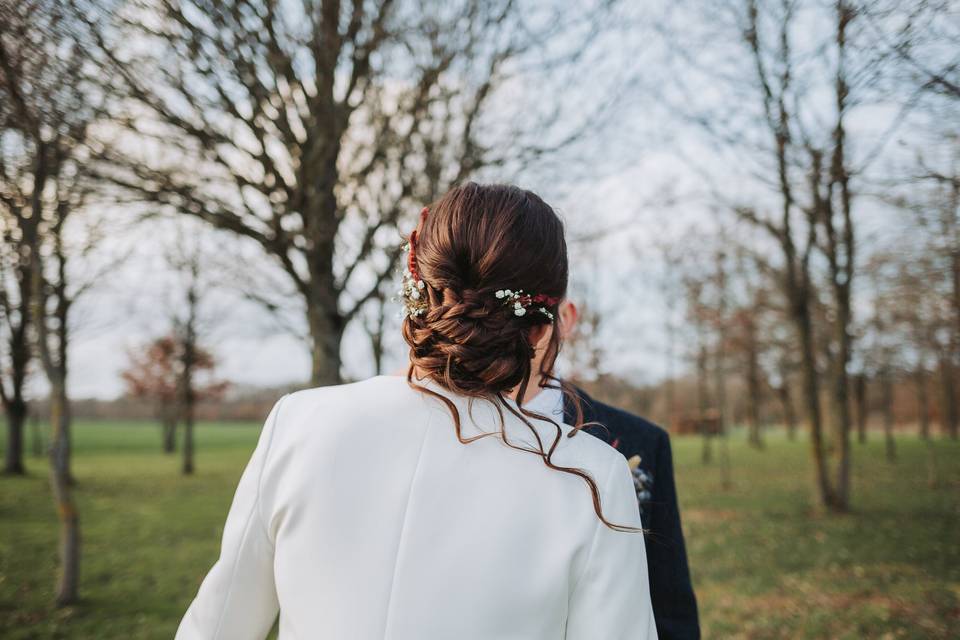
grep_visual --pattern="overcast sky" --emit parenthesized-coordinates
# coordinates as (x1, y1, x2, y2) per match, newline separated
(45, 0, 945, 400)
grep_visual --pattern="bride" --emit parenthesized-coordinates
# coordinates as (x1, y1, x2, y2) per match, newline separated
(176, 182, 657, 639)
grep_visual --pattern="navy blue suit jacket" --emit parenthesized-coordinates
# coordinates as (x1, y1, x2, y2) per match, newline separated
(564, 387, 700, 640)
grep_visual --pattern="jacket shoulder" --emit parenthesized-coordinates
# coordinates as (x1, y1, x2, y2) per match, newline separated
(576, 390, 670, 450)
(273, 376, 421, 436)
(282, 375, 410, 408)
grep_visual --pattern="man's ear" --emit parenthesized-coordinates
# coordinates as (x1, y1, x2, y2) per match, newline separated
(529, 323, 551, 350)
(558, 300, 578, 340)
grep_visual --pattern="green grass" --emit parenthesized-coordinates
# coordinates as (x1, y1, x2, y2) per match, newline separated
(1, 420, 958, 639)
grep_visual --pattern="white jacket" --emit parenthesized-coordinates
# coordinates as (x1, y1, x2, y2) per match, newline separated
(176, 375, 657, 640)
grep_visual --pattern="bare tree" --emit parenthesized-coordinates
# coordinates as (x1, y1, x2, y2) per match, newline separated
(165, 233, 228, 475)
(867, 295, 898, 464)
(359, 281, 398, 376)
(855, 0, 960, 100)
(31, 190, 86, 607)
(676, 236, 731, 486)
(87, 0, 617, 385)
(711, 246, 732, 488)
(656, 243, 685, 430)
(563, 300, 606, 385)
(872, 245, 950, 480)
(728, 244, 778, 449)
(861, 0, 959, 439)
(682, 270, 714, 464)
(652, 0, 903, 511)
(853, 371, 868, 443)
(731, 306, 764, 448)
(756, 292, 798, 440)
(0, 2, 52, 474)
(177, 252, 200, 475)
(0, 0, 106, 605)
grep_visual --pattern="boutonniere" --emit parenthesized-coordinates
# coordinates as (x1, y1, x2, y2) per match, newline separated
(627, 454, 654, 519)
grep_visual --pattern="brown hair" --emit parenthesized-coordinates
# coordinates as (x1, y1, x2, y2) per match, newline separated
(402, 182, 635, 531)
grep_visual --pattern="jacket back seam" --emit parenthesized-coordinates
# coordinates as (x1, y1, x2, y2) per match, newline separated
(380, 406, 434, 639)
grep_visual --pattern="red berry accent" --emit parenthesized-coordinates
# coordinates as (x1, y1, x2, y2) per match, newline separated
(407, 230, 419, 279)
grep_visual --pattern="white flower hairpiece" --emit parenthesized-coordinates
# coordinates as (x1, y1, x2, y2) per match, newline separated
(397, 256, 428, 318)
(495, 289, 557, 321)
(396, 204, 560, 323)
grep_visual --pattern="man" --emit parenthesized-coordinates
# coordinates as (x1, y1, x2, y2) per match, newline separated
(525, 300, 700, 640)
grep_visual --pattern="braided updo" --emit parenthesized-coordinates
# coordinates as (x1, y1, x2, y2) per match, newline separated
(403, 182, 636, 532)
(403, 183, 566, 393)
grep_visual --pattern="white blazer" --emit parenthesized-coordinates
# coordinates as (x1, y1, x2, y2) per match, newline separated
(176, 375, 657, 640)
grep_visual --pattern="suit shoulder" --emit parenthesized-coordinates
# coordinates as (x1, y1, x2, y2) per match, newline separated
(564, 422, 623, 460)
(582, 394, 670, 448)
(554, 421, 630, 485)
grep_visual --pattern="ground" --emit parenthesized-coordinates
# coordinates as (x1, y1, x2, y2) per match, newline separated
(1, 420, 957, 639)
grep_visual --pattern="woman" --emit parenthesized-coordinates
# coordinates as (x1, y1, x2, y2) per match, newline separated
(176, 183, 657, 639)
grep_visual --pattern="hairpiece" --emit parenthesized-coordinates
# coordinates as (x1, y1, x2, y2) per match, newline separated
(397, 208, 430, 318)
(397, 206, 561, 322)
(495, 289, 560, 321)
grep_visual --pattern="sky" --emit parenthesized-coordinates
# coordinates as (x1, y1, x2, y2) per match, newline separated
(29, 0, 946, 401)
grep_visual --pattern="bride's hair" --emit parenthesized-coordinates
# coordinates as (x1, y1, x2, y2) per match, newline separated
(402, 182, 635, 531)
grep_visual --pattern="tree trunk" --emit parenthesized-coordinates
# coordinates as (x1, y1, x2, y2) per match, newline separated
(4, 399, 27, 474)
(49, 381, 79, 606)
(161, 408, 177, 454)
(713, 264, 732, 490)
(697, 344, 712, 465)
(795, 295, 838, 509)
(939, 356, 958, 439)
(777, 383, 797, 440)
(747, 349, 764, 449)
(665, 310, 676, 429)
(882, 368, 897, 463)
(306, 299, 345, 386)
(915, 366, 930, 439)
(854, 372, 868, 444)
(926, 435, 940, 487)
(370, 296, 387, 376)
(31, 410, 45, 457)
(304, 184, 345, 387)
(182, 410, 194, 474)
(816, 0, 855, 512)
(372, 327, 384, 376)
(830, 341, 853, 506)
(700, 427, 713, 464)
(665, 372, 676, 432)
(181, 266, 199, 475)
(181, 341, 195, 475)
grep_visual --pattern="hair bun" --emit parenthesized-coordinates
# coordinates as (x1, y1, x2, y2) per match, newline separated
(407, 285, 533, 392)
(429, 287, 495, 319)
(402, 182, 567, 395)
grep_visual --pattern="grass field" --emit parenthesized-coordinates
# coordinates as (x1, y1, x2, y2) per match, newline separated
(1, 419, 958, 639)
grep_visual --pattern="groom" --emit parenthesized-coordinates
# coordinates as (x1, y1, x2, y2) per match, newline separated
(526, 300, 700, 640)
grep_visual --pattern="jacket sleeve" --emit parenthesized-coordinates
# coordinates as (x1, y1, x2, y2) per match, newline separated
(646, 432, 700, 640)
(175, 395, 288, 640)
(565, 454, 658, 640)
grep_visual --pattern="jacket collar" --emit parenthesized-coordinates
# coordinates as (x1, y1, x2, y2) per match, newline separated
(409, 375, 576, 448)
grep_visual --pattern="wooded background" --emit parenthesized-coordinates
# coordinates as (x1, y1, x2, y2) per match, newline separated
(1, 0, 957, 637)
